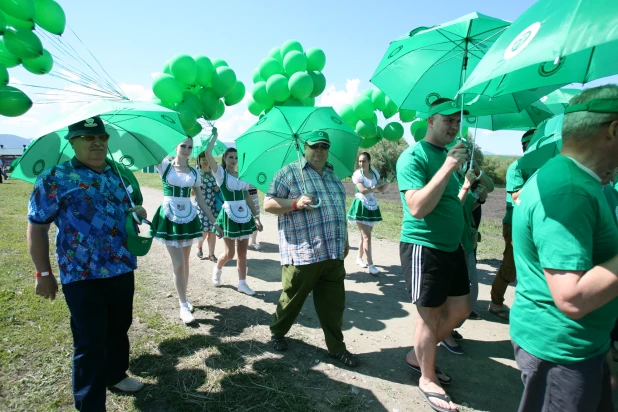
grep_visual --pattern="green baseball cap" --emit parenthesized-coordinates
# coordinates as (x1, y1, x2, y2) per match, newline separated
(65, 116, 109, 140)
(428, 99, 469, 117)
(125, 214, 153, 257)
(564, 98, 618, 114)
(305, 130, 330, 145)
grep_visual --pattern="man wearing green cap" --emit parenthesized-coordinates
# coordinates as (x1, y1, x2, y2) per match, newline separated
(397, 98, 471, 411)
(265, 130, 359, 367)
(511, 85, 618, 411)
(27, 116, 147, 410)
(487, 129, 535, 320)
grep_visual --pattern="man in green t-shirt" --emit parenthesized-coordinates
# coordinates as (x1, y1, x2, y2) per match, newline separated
(487, 130, 534, 320)
(511, 85, 618, 411)
(397, 98, 470, 412)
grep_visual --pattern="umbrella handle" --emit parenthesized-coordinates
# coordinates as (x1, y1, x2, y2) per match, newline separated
(132, 212, 151, 227)
(306, 198, 322, 209)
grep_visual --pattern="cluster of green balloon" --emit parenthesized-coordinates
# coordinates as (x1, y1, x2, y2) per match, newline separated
(151, 54, 245, 137)
(247, 40, 327, 116)
(0, 0, 66, 117)
(410, 117, 469, 142)
(338, 88, 413, 149)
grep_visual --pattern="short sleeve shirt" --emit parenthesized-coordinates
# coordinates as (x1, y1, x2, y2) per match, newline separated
(604, 183, 618, 227)
(511, 155, 618, 363)
(397, 141, 464, 252)
(27, 158, 138, 284)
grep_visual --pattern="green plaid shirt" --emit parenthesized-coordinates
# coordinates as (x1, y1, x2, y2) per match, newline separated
(266, 159, 347, 266)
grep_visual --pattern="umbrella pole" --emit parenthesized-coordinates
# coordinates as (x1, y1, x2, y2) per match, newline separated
(469, 118, 479, 170)
(294, 136, 321, 208)
(107, 148, 151, 226)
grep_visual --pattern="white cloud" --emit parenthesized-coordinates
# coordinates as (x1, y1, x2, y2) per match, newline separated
(150, 72, 161, 79)
(1, 116, 39, 126)
(119, 83, 153, 101)
(317, 79, 361, 111)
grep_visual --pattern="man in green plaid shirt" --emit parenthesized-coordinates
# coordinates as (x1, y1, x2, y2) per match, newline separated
(264, 131, 359, 367)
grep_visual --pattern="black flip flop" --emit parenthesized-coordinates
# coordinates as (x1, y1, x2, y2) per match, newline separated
(418, 387, 457, 412)
(406, 362, 452, 385)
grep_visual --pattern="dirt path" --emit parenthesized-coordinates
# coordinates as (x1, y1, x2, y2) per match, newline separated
(137, 186, 518, 412)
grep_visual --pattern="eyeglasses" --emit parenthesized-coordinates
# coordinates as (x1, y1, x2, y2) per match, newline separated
(79, 135, 109, 143)
(307, 143, 330, 150)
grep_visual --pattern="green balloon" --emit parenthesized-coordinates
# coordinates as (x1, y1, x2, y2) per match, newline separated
(356, 119, 377, 139)
(361, 88, 374, 99)
(247, 98, 264, 116)
(152, 74, 183, 105)
(162, 62, 172, 75)
(0, 0, 35, 21)
(376, 125, 384, 138)
(3, 27, 42, 59)
(288, 72, 313, 100)
(258, 57, 283, 81)
(170, 54, 197, 86)
(187, 121, 202, 138)
(0, 10, 4, 31)
(305, 47, 325, 72)
(268, 46, 282, 62)
(211, 66, 236, 98)
(300, 96, 315, 107)
(198, 87, 218, 118)
(457, 126, 469, 139)
(252, 68, 264, 83)
(33, 0, 65, 35)
(266, 74, 290, 102)
(175, 103, 196, 130)
(353, 96, 375, 120)
(339, 104, 359, 129)
(0, 62, 7, 85)
(194, 55, 214, 87)
(308, 71, 326, 98)
(281, 39, 303, 58)
(252, 81, 274, 107)
(283, 98, 303, 106)
(182, 91, 202, 116)
(371, 89, 387, 111)
(2, 11, 33, 29)
(383, 122, 404, 141)
(383, 96, 398, 119)
(399, 109, 417, 123)
(0, 40, 18, 67)
(21, 47, 51, 74)
(410, 119, 428, 142)
(0, 85, 32, 116)
(206, 99, 225, 121)
(359, 136, 378, 149)
(283, 50, 307, 76)
(224, 80, 245, 106)
(211, 58, 228, 69)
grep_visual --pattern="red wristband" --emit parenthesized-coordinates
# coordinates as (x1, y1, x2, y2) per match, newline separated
(35, 271, 51, 277)
(292, 199, 298, 210)
(462, 186, 470, 192)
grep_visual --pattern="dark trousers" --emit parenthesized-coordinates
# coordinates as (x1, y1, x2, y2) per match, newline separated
(513, 341, 614, 412)
(491, 224, 516, 305)
(270, 259, 347, 355)
(62, 272, 135, 412)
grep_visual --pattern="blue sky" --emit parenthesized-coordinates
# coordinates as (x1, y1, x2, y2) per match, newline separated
(1, 0, 616, 154)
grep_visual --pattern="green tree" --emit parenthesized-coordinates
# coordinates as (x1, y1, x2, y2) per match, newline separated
(358, 138, 409, 179)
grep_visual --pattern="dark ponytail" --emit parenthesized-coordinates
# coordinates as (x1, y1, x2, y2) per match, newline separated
(222, 147, 237, 170)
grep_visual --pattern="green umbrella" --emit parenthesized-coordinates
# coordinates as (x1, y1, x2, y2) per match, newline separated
(191, 133, 227, 159)
(236, 106, 361, 194)
(371, 13, 551, 112)
(540, 88, 582, 115)
(517, 114, 563, 171)
(11, 100, 187, 183)
(460, 0, 618, 98)
(463, 100, 554, 131)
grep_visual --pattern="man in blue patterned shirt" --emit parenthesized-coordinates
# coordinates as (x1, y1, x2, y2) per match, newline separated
(264, 131, 359, 367)
(27, 116, 147, 410)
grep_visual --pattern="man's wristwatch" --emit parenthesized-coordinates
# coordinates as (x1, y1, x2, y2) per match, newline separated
(35, 271, 51, 277)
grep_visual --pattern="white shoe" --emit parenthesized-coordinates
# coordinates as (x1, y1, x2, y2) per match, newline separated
(212, 266, 222, 287)
(368, 264, 379, 275)
(113, 376, 144, 392)
(238, 282, 256, 296)
(356, 257, 368, 268)
(186, 301, 194, 313)
(180, 307, 195, 324)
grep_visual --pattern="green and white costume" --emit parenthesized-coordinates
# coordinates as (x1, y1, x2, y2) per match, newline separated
(150, 158, 203, 247)
(346, 168, 382, 226)
(213, 165, 257, 239)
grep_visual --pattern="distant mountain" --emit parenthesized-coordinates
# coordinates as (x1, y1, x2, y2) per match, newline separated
(0, 134, 32, 149)
(482, 150, 495, 155)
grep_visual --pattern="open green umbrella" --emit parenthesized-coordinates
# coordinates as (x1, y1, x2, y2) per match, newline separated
(540, 88, 581, 115)
(460, 0, 618, 98)
(464, 100, 554, 131)
(11, 100, 187, 183)
(517, 114, 563, 171)
(191, 133, 227, 159)
(371, 13, 551, 113)
(236, 106, 361, 194)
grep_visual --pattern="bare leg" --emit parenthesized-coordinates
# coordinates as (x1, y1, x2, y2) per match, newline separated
(357, 222, 373, 265)
(249, 230, 258, 246)
(206, 232, 217, 257)
(217, 238, 236, 270)
(167, 245, 192, 304)
(197, 232, 206, 250)
(237, 238, 249, 280)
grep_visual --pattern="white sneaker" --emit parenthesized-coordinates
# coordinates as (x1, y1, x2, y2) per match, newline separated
(237, 282, 256, 296)
(180, 307, 195, 324)
(368, 264, 379, 275)
(186, 301, 194, 313)
(212, 266, 222, 287)
(356, 257, 368, 268)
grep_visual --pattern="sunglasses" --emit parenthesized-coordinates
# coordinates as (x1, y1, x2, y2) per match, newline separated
(79, 135, 109, 143)
(307, 143, 330, 150)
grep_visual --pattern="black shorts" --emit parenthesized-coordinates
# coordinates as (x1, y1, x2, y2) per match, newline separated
(400, 242, 469, 307)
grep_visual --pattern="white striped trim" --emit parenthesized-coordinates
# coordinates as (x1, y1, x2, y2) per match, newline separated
(411, 244, 423, 303)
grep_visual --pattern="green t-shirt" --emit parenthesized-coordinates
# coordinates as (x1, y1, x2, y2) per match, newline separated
(503, 160, 530, 225)
(604, 183, 618, 227)
(397, 141, 464, 252)
(511, 155, 618, 363)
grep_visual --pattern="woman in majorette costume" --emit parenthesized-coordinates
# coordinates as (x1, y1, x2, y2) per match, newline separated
(150, 137, 222, 324)
(346, 152, 388, 275)
(204, 130, 263, 296)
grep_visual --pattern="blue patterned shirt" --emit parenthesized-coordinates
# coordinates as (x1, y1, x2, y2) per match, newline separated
(266, 159, 347, 266)
(27, 158, 138, 284)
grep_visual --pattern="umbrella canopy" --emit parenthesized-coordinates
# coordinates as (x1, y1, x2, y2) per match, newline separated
(191, 133, 227, 159)
(517, 114, 564, 170)
(370, 13, 550, 112)
(464, 100, 554, 131)
(460, 0, 618, 98)
(236, 106, 361, 193)
(11, 100, 187, 183)
(540, 88, 582, 115)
